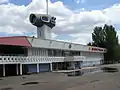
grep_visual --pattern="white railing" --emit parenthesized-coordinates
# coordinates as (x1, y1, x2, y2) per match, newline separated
(73, 56, 86, 61)
(0, 56, 85, 64)
(64, 56, 86, 61)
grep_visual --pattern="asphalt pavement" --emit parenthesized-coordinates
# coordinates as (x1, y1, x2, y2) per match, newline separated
(0, 64, 120, 90)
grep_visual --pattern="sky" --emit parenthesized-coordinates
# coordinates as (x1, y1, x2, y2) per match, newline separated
(0, 0, 120, 45)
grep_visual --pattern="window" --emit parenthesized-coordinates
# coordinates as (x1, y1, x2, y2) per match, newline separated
(62, 51, 65, 56)
(48, 49, 53, 56)
(48, 49, 63, 56)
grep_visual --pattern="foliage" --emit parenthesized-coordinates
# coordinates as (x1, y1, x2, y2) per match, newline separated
(88, 24, 119, 64)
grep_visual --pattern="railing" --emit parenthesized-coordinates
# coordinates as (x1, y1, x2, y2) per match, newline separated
(0, 56, 85, 64)
(64, 56, 86, 61)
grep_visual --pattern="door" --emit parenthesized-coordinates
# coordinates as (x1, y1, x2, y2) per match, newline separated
(39, 63, 50, 72)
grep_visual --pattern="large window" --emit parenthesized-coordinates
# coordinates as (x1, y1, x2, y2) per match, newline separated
(48, 49, 53, 56)
(48, 49, 64, 56)
(48, 49, 81, 56)
(70, 51, 81, 56)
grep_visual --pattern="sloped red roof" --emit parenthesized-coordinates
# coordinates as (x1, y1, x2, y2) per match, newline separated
(0, 36, 32, 47)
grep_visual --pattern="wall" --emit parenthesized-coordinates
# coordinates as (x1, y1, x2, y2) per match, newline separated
(27, 37, 106, 53)
(81, 51, 104, 67)
(81, 52, 103, 61)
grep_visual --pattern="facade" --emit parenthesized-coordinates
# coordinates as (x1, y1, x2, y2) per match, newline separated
(0, 36, 106, 77)
(0, 13, 107, 77)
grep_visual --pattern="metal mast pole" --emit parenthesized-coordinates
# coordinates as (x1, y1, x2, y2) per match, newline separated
(46, 0, 48, 15)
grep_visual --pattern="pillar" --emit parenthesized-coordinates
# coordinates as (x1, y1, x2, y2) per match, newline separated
(16, 64, 19, 75)
(3, 64, 5, 77)
(20, 64, 22, 75)
(71, 62, 75, 69)
(56, 63, 58, 70)
(50, 63, 52, 71)
(37, 63, 39, 73)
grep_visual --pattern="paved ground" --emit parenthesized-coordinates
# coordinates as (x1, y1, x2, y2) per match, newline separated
(0, 64, 120, 90)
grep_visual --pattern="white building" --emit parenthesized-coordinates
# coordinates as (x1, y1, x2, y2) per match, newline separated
(0, 13, 106, 77)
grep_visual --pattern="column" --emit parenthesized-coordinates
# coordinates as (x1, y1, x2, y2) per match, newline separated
(20, 64, 22, 75)
(43, 50, 45, 56)
(37, 63, 39, 73)
(39, 49, 41, 56)
(56, 63, 58, 70)
(28, 48, 32, 56)
(50, 63, 53, 71)
(16, 64, 19, 75)
(3, 64, 5, 77)
(41, 50, 43, 56)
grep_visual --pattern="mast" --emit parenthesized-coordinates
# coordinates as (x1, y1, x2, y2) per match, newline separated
(46, 0, 48, 15)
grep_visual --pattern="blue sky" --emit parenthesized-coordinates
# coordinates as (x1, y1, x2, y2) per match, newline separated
(52, 0, 120, 10)
(1, 0, 120, 44)
(9, 0, 120, 10)
(9, 0, 32, 6)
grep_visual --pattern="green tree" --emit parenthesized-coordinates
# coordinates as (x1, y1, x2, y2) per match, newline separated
(87, 42, 93, 46)
(114, 45, 120, 63)
(89, 24, 119, 64)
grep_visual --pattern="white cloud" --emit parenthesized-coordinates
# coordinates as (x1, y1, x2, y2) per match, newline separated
(56, 33, 91, 45)
(0, 0, 120, 45)
(51, 33, 58, 39)
(74, 0, 85, 4)
(103, 4, 120, 24)
(0, 25, 24, 35)
(69, 33, 92, 45)
(117, 30, 120, 44)
(0, 0, 8, 4)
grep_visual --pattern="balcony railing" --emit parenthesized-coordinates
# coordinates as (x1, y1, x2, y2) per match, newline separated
(64, 56, 86, 61)
(0, 56, 86, 64)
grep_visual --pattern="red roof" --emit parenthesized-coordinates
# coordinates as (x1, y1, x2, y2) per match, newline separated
(0, 36, 32, 47)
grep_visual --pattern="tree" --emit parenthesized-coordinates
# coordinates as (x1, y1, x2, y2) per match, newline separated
(92, 26, 105, 47)
(113, 45, 120, 63)
(87, 42, 93, 46)
(89, 24, 119, 64)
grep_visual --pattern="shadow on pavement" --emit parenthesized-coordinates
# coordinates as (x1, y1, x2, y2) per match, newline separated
(22, 82, 39, 85)
(67, 71, 84, 76)
(101, 67, 119, 73)
(0, 87, 13, 90)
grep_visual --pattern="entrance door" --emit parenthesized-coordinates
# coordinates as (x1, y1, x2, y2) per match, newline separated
(5, 64, 17, 76)
(0, 65, 3, 77)
(39, 63, 50, 72)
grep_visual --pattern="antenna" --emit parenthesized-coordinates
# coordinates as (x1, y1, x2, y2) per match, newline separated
(46, 0, 48, 15)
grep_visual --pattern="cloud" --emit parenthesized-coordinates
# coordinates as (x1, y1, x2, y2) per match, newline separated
(103, 4, 120, 24)
(0, 0, 8, 4)
(117, 30, 120, 43)
(74, 0, 85, 4)
(51, 32, 58, 39)
(0, 0, 120, 45)
(69, 33, 92, 45)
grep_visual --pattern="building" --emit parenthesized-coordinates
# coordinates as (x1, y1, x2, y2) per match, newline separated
(0, 13, 106, 77)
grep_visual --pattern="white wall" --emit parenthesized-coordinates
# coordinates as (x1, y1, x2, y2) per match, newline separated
(27, 37, 106, 53)
(81, 52, 103, 61)
(81, 51, 103, 66)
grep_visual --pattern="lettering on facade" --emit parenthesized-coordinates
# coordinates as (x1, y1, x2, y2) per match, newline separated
(89, 47, 104, 52)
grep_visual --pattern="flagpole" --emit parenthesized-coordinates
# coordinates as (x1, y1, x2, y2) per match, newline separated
(46, 0, 48, 15)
